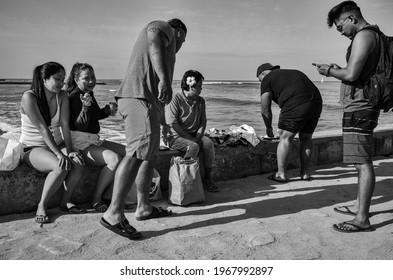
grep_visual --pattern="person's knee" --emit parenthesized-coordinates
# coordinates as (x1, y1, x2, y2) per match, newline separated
(107, 153, 122, 170)
(188, 142, 200, 154)
(279, 129, 296, 141)
(279, 135, 294, 144)
(52, 166, 69, 177)
(354, 162, 374, 173)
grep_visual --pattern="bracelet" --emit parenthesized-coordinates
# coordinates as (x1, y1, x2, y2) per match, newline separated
(327, 66, 332, 77)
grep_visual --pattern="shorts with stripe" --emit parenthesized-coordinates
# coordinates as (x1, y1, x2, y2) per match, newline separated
(342, 109, 379, 164)
(117, 98, 160, 161)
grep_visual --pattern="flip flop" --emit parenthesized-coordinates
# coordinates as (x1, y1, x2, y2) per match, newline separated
(262, 135, 279, 140)
(100, 217, 142, 240)
(60, 205, 87, 214)
(300, 174, 312, 181)
(135, 206, 172, 221)
(35, 214, 50, 224)
(333, 206, 357, 216)
(92, 201, 108, 212)
(332, 221, 375, 233)
(267, 173, 288, 183)
(333, 206, 374, 218)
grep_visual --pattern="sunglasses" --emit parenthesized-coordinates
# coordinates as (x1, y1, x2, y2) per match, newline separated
(336, 16, 351, 31)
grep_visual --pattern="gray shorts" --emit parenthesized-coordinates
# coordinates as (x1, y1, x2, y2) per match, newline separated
(117, 98, 160, 161)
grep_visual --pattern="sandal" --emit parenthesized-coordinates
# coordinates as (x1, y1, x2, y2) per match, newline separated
(92, 201, 108, 212)
(332, 221, 375, 233)
(203, 180, 220, 192)
(100, 217, 142, 240)
(300, 173, 312, 181)
(35, 214, 50, 224)
(267, 173, 288, 183)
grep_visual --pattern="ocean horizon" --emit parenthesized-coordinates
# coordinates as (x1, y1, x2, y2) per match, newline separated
(2, 80, 393, 145)
(0, 78, 338, 84)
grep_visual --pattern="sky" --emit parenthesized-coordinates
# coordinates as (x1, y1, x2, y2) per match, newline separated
(0, 0, 392, 81)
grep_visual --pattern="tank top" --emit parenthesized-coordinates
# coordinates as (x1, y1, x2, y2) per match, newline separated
(340, 25, 380, 112)
(20, 91, 63, 147)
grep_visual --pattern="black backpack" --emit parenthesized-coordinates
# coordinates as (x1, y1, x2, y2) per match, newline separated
(362, 26, 393, 112)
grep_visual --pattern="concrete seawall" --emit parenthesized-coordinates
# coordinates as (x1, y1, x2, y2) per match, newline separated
(1, 126, 393, 216)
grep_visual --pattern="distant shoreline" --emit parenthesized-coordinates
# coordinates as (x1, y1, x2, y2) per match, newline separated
(0, 79, 106, 85)
(0, 79, 338, 85)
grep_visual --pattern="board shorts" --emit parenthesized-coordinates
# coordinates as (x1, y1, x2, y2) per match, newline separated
(117, 98, 160, 161)
(278, 99, 322, 134)
(342, 109, 379, 164)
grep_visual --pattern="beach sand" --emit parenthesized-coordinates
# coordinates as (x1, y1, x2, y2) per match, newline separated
(1, 156, 392, 262)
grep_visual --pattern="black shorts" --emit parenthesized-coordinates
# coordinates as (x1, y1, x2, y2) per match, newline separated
(278, 99, 322, 134)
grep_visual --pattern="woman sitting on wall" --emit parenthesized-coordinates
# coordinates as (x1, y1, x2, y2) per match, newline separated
(20, 61, 85, 223)
(165, 69, 219, 192)
(65, 62, 126, 212)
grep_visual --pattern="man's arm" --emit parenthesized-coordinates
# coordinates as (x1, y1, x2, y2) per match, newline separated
(314, 30, 376, 82)
(334, 31, 376, 81)
(260, 92, 274, 137)
(147, 26, 173, 104)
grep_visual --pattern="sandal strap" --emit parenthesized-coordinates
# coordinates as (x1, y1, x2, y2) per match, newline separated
(35, 215, 49, 222)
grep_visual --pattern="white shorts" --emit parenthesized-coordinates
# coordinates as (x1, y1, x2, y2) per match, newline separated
(71, 131, 104, 151)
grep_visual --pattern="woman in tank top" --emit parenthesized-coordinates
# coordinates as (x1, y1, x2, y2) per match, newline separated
(20, 61, 85, 224)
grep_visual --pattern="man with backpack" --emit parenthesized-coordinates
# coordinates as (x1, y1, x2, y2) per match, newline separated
(313, 1, 382, 233)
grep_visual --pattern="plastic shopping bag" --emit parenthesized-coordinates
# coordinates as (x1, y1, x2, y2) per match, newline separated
(168, 156, 205, 206)
(0, 134, 23, 171)
(229, 124, 260, 147)
(149, 168, 162, 201)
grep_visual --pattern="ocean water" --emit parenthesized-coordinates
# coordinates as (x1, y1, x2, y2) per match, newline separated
(1, 80, 392, 144)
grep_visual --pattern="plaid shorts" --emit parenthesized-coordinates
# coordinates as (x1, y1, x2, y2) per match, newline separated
(342, 109, 379, 164)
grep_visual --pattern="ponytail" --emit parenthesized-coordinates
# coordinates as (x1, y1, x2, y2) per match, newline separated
(28, 61, 65, 126)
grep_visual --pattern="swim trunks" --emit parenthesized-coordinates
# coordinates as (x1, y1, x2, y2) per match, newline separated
(278, 99, 322, 134)
(342, 109, 379, 164)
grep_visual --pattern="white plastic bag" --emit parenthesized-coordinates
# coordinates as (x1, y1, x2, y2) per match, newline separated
(0, 133, 23, 171)
(229, 124, 260, 147)
(113, 168, 162, 205)
(159, 125, 170, 150)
